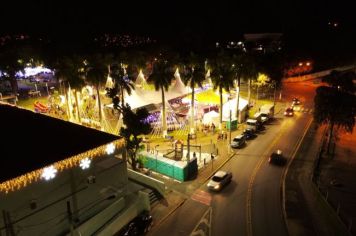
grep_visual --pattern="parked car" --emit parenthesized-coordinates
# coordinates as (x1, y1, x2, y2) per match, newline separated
(207, 170, 232, 191)
(284, 107, 294, 116)
(231, 134, 246, 148)
(242, 128, 256, 140)
(269, 149, 285, 165)
(117, 211, 153, 236)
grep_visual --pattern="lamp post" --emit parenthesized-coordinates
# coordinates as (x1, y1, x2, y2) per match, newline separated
(155, 145, 159, 171)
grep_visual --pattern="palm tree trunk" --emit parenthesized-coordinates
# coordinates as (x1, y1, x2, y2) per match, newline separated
(74, 90, 81, 123)
(219, 86, 223, 130)
(161, 87, 167, 137)
(64, 86, 71, 121)
(256, 86, 259, 104)
(190, 82, 195, 134)
(96, 84, 102, 124)
(9, 71, 18, 95)
(236, 76, 241, 122)
(248, 79, 251, 105)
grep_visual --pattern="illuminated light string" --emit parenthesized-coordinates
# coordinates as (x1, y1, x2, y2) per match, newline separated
(0, 140, 124, 194)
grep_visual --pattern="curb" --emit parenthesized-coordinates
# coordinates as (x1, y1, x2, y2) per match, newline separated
(152, 197, 187, 229)
(201, 152, 236, 184)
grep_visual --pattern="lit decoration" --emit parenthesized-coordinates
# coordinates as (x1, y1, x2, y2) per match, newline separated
(41, 166, 57, 181)
(0, 139, 125, 194)
(80, 158, 91, 169)
(106, 143, 115, 155)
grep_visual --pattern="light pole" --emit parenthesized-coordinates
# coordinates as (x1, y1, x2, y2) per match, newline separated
(155, 145, 159, 171)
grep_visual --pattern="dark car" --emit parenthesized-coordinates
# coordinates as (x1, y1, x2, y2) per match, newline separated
(292, 97, 301, 105)
(230, 134, 246, 148)
(118, 211, 153, 236)
(242, 128, 256, 140)
(269, 150, 285, 165)
(284, 107, 294, 116)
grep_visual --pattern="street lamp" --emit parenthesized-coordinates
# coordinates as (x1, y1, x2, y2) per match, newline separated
(155, 145, 159, 171)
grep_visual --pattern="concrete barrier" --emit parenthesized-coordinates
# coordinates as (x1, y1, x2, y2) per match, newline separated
(284, 65, 355, 83)
(127, 169, 166, 196)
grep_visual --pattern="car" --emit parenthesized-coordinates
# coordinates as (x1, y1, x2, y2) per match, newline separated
(207, 170, 232, 191)
(269, 149, 285, 165)
(118, 211, 153, 236)
(242, 128, 256, 140)
(230, 134, 246, 148)
(292, 97, 301, 105)
(284, 107, 294, 116)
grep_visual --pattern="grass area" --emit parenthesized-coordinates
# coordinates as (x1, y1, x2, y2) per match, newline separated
(17, 97, 49, 110)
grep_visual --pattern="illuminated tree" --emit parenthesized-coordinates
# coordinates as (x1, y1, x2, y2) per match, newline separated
(209, 52, 235, 130)
(86, 54, 111, 124)
(252, 73, 270, 103)
(147, 58, 174, 137)
(181, 52, 206, 134)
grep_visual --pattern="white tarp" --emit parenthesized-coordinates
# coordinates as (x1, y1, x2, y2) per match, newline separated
(222, 97, 248, 121)
(202, 110, 220, 125)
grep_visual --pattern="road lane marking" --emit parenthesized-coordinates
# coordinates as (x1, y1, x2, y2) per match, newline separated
(190, 207, 212, 236)
(246, 122, 287, 236)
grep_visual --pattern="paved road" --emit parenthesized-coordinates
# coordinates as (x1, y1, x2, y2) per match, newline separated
(150, 82, 317, 236)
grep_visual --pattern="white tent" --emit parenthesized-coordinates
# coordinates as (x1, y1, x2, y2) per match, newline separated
(222, 98, 249, 122)
(202, 110, 220, 125)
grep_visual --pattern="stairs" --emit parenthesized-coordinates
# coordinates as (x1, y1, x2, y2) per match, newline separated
(145, 189, 162, 207)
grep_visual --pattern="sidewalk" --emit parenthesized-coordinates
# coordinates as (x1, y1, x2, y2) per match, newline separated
(284, 123, 353, 236)
(148, 102, 286, 231)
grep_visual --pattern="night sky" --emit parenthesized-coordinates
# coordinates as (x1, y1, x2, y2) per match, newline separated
(0, 0, 355, 48)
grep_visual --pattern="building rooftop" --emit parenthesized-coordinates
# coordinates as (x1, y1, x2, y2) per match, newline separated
(0, 103, 120, 183)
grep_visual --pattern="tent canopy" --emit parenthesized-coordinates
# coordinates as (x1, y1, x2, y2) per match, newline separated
(222, 97, 248, 121)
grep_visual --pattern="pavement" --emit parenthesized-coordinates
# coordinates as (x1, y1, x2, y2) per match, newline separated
(146, 101, 285, 233)
(147, 101, 356, 236)
(285, 123, 355, 236)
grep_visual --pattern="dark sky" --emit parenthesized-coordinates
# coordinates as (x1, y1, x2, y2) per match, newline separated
(0, 0, 355, 41)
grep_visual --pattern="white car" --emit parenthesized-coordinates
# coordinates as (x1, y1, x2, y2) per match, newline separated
(207, 170, 232, 191)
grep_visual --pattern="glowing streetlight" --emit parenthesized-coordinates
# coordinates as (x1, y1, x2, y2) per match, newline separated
(80, 158, 91, 170)
(106, 143, 115, 155)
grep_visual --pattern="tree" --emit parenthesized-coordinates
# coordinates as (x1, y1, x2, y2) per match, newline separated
(209, 53, 235, 130)
(0, 44, 35, 95)
(147, 59, 174, 137)
(314, 86, 356, 153)
(322, 70, 356, 94)
(110, 63, 135, 107)
(252, 73, 270, 103)
(55, 56, 85, 122)
(85, 54, 110, 124)
(119, 105, 152, 170)
(232, 54, 258, 120)
(181, 52, 206, 134)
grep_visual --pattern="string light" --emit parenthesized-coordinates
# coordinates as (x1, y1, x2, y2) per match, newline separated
(0, 139, 124, 194)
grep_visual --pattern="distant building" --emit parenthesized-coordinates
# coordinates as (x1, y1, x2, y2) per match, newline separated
(243, 33, 283, 53)
(0, 103, 150, 235)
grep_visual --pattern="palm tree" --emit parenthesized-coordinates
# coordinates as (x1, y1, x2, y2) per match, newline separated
(209, 54, 235, 130)
(232, 54, 258, 121)
(181, 53, 206, 134)
(147, 59, 174, 137)
(54, 56, 84, 122)
(110, 63, 135, 107)
(85, 54, 109, 124)
(0, 44, 34, 95)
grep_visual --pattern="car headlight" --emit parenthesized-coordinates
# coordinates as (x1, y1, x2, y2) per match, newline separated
(214, 185, 220, 190)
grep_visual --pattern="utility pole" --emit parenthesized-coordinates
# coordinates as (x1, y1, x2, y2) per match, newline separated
(187, 134, 191, 164)
(229, 110, 232, 146)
